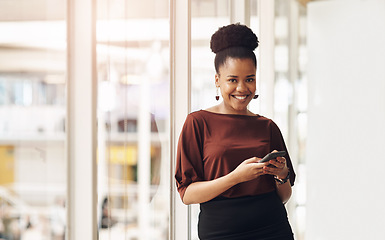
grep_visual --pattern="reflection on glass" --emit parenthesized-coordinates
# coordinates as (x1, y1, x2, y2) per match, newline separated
(0, 1, 67, 240)
(96, 1, 170, 239)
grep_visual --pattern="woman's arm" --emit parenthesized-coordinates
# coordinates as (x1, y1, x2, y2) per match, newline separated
(275, 177, 292, 204)
(182, 157, 268, 205)
(182, 173, 238, 205)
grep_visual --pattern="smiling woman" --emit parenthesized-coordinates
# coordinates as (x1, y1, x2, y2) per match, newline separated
(175, 23, 296, 240)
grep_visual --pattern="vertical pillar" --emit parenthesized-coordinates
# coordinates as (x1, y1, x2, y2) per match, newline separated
(170, 0, 191, 239)
(67, 0, 97, 239)
(287, 0, 300, 226)
(138, 75, 152, 239)
(287, 0, 299, 155)
(257, 0, 275, 118)
(230, 0, 250, 26)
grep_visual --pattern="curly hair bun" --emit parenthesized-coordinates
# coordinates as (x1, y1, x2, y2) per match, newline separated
(210, 23, 259, 53)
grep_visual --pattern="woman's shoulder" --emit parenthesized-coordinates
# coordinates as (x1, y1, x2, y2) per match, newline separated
(255, 114, 272, 122)
(188, 109, 226, 120)
(255, 115, 279, 128)
(184, 109, 223, 126)
(187, 109, 207, 119)
(183, 110, 208, 126)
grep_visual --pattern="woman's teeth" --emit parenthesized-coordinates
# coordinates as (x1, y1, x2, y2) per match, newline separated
(233, 95, 247, 100)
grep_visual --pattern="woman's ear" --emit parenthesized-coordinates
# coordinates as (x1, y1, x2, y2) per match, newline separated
(215, 74, 220, 87)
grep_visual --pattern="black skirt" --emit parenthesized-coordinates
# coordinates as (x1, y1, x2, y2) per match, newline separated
(198, 191, 294, 240)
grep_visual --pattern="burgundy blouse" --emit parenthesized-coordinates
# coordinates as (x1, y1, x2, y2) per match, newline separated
(175, 110, 296, 200)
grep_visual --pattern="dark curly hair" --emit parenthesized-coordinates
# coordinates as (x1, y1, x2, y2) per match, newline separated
(210, 23, 259, 73)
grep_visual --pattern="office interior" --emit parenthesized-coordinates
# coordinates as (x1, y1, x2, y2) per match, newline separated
(0, 0, 384, 239)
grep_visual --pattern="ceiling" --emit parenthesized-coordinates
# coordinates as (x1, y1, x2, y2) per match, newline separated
(0, 0, 322, 21)
(0, 0, 169, 22)
(0, 0, 66, 21)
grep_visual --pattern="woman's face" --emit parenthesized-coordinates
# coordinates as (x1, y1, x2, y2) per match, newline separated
(215, 57, 256, 115)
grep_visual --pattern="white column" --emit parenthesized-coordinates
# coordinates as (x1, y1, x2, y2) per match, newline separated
(138, 75, 152, 239)
(170, 0, 191, 239)
(287, 0, 300, 228)
(230, 0, 250, 26)
(97, 110, 107, 222)
(287, 0, 299, 164)
(66, 0, 97, 239)
(257, 0, 275, 118)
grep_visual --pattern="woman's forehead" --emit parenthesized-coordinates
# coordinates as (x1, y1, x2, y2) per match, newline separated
(219, 58, 256, 74)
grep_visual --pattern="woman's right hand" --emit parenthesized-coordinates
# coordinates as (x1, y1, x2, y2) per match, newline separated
(182, 157, 268, 205)
(230, 157, 268, 184)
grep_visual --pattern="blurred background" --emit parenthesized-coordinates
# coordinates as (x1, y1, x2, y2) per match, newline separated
(0, 0, 384, 240)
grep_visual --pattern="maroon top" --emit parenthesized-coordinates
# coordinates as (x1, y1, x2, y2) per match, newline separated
(175, 110, 296, 200)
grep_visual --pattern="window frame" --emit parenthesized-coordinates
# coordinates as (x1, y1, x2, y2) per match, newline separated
(66, 0, 98, 239)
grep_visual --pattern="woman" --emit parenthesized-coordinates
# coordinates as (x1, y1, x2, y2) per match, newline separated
(175, 23, 296, 240)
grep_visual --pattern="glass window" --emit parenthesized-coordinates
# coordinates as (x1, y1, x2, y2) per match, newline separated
(0, 1, 67, 240)
(274, 1, 307, 239)
(96, 0, 170, 239)
(191, 0, 230, 112)
(190, 1, 306, 240)
(190, 1, 231, 239)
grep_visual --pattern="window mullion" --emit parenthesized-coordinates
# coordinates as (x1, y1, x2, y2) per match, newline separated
(230, 0, 250, 26)
(257, 0, 275, 118)
(170, 0, 191, 239)
(67, 0, 97, 239)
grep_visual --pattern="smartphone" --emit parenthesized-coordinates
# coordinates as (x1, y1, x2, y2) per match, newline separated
(259, 151, 286, 163)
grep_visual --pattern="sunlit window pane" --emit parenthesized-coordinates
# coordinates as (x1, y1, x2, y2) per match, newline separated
(0, 1, 67, 240)
(96, 1, 170, 239)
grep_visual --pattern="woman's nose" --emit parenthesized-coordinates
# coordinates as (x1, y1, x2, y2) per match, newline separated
(236, 81, 247, 91)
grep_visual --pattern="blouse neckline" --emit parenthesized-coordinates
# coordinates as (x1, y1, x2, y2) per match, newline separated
(200, 109, 260, 118)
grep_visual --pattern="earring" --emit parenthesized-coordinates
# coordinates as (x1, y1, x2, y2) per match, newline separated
(215, 87, 220, 101)
(253, 94, 259, 99)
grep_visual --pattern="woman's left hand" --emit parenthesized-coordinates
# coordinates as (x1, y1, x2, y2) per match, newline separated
(263, 156, 289, 179)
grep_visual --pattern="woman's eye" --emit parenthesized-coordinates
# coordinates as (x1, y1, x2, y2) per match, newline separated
(228, 79, 237, 83)
(246, 78, 255, 82)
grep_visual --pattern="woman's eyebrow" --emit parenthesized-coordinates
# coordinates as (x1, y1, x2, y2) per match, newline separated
(226, 74, 256, 78)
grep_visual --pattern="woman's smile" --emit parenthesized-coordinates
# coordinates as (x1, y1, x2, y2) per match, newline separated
(232, 95, 248, 100)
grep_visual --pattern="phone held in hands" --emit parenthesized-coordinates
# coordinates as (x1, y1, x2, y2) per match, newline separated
(259, 151, 286, 163)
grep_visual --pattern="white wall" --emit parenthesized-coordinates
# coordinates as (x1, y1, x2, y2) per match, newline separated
(306, 0, 385, 239)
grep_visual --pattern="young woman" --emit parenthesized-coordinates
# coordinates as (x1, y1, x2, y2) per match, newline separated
(175, 23, 296, 240)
